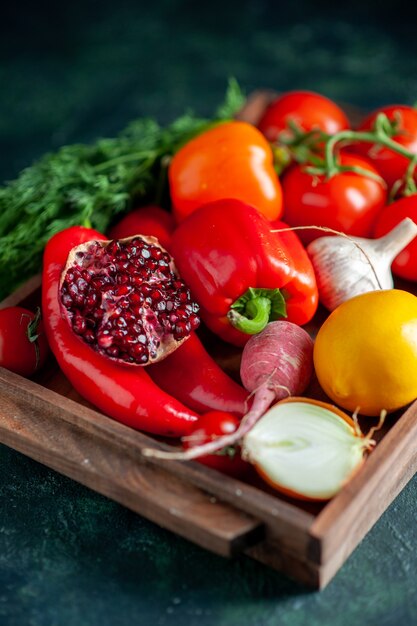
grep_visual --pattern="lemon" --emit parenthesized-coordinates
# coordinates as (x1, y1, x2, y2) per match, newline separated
(314, 289, 417, 416)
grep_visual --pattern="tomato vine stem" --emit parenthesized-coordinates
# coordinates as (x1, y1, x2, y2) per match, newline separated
(279, 112, 417, 189)
(323, 113, 416, 179)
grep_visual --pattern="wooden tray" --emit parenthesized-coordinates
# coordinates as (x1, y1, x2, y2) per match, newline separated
(1, 93, 417, 590)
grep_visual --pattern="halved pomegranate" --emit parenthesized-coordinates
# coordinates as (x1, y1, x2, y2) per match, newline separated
(59, 235, 200, 365)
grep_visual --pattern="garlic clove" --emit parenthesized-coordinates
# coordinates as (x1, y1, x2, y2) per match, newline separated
(307, 218, 417, 311)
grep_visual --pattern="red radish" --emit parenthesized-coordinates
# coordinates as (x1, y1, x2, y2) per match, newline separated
(240, 321, 314, 401)
(142, 321, 314, 460)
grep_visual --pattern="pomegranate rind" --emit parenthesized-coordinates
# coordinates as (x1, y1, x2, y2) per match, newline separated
(59, 234, 199, 366)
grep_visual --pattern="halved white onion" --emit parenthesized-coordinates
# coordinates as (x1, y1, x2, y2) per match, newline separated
(243, 399, 373, 500)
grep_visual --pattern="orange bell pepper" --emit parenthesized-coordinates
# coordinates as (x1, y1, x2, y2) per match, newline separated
(169, 121, 283, 223)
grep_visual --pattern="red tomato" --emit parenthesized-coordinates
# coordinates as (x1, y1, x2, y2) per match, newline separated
(281, 153, 388, 245)
(355, 105, 417, 188)
(0, 307, 49, 377)
(374, 195, 417, 281)
(258, 90, 349, 142)
(108, 205, 175, 251)
(183, 411, 250, 478)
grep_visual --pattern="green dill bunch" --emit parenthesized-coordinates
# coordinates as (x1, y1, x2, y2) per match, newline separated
(0, 79, 244, 299)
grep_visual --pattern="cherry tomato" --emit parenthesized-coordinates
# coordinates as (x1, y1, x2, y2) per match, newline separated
(169, 121, 283, 223)
(281, 153, 388, 245)
(0, 307, 49, 377)
(108, 205, 175, 251)
(183, 411, 251, 478)
(355, 105, 417, 188)
(374, 195, 417, 281)
(258, 90, 349, 142)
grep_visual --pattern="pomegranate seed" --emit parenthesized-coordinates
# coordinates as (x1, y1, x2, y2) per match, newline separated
(107, 241, 120, 256)
(174, 321, 188, 338)
(178, 287, 190, 302)
(61, 293, 72, 307)
(117, 274, 129, 285)
(130, 292, 142, 304)
(130, 343, 146, 357)
(85, 293, 98, 308)
(150, 289, 162, 302)
(151, 247, 162, 260)
(68, 283, 78, 298)
(114, 285, 130, 297)
(72, 316, 86, 334)
(189, 314, 200, 329)
(132, 305, 143, 317)
(76, 278, 88, 293)
(84, 330, 95, 343)
(124, 311, 136, 322)
(159, 264, 171, 275)
(97, 333, 113, 349)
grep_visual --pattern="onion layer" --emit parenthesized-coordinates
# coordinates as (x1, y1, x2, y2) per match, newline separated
(243, 398, 374, 501)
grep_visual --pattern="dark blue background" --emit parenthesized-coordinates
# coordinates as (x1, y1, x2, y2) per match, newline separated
(2, 0, 417, 182)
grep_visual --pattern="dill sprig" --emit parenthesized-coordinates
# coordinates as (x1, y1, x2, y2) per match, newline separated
(0, 80, 244, 299)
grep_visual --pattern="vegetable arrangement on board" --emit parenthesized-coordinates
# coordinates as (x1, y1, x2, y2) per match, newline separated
(2, 83, 417, 502)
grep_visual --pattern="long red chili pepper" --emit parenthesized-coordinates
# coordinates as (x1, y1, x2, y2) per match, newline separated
(42, 226, 199, 437)
(148, 332, 247, 416)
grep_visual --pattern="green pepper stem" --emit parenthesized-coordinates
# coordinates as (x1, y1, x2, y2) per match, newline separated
(227, 297, 271, 334)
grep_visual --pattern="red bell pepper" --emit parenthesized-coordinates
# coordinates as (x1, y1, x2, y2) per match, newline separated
(170, 199, 318, 346)
(42, 226, 199, 437)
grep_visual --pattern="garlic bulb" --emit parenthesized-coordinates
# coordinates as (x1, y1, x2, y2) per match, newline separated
(307, 218, 417, 311)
